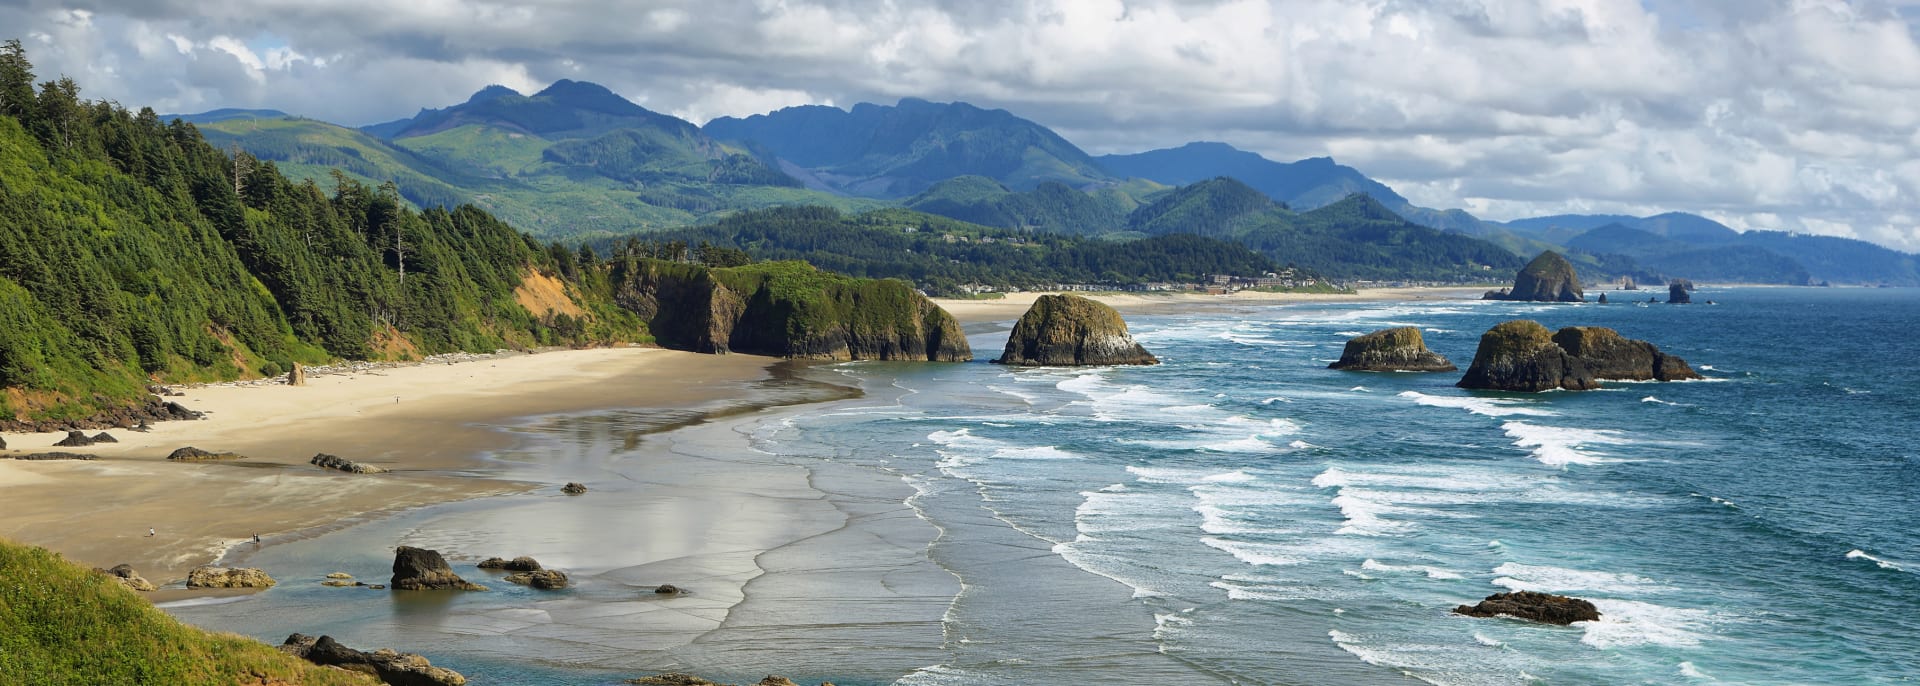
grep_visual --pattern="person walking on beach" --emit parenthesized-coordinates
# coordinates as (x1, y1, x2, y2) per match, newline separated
(147, 528, 154, 537)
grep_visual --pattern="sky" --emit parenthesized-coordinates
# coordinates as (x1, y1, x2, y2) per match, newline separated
(4, 0, 1919, 251)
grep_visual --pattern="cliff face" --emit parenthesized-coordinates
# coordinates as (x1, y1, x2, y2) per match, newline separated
(1458, 320, 1699, 391)
(1484, 251, 1584, 302)
(993, 294, 1158, 366)
(612, 260, 971, 361)
(1328, 327, 1456, 372)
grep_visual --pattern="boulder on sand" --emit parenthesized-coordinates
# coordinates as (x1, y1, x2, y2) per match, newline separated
(52, 431, 97, 447)
(94, 563, 157, 592)
(1482, 251, 1584, 302)
(477, 556, 542, 572)
(562, 482, 588, 495)
(1328, 327, 1456, 372)
(1457, 320, 1700, 392)
(1453, 591, 1601, 625)
(311, 453, 387, 474)
(280, 634, 467, 686)
(992, 294, 1158, 366)
(390, 546, 486, 591)
(166, 446, 247, 461)
(185, 565, 276, 589)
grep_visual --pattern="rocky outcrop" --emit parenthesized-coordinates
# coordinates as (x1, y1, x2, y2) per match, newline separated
(611, 259, 971, 362)
(992, 294, 1158, 367)
(562, 482, 588, 495)
(311, 453, 387, 474)
(13, 452, 95, 460)
(53, 431, 98, 447)
(1453, 591, 1601, 625)
(1667, 282, 1692, 304)
(1550, 327, 1701, 382)
(186, 566, 277, 589)
(505, 569, 569, 589)
(288, 362, 307, 386)
(1457, 321, 1700, 391)
(391, 546, 486, 591)
(477, 556, 542, 572)
(0, 396, 200, 433)
(1482, 251, 1583, 302)
(167, 446, 247, 461)
(1597, 293, 1608, 304)
(1328, 327, 1456, 372)
(280, 634, 467, 686)
(94, 563, 156, 592)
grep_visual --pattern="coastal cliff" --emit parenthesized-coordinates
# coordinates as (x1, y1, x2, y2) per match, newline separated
(993, 294, 1158, 366)
(612, 259, 971, 362)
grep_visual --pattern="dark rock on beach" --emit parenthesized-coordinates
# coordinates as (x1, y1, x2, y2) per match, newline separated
(562, 482, 588, 494)
(14, 452, 96, 461)
(1482, 251, 1584, 302)
(1454, 591, 1601, 625)
(505, 569, 569, 589)
(1457, 321, 1699, 392)
(0, 395, 200, 433)
(477, 556, 542, 572)
(166, 446, 247, 461)
(1328, 327, 1456, 372)
(281, 633, 468, 686)
(654, 584, 683, 595)
(993, 294, 1158, 366)
(391, 546, 486, 591)
(53, 431, 97, 447)
(94, 563, 157, 592)
(311, 452, 387, 474)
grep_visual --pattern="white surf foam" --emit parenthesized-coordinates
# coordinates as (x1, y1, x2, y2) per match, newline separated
(1579, 598, 1712, 649)
(1679, 662, 1711, 679)
(1641, 396, 1679, 405)
(1203, 537, 1305, 566)
(990, 445, 1078, 460)
(1399, 390, 1559, 417)
(1846, 549, 1904, 571)
(1361, 558, 1464, 579)
(1501, 421, 1629, 466)
(1491, 562, 1668, 594)
(1473, 632, 1506, 648)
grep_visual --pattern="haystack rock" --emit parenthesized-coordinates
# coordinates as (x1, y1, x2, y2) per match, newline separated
(1454, 591, 1601, 625)
(186, 565, 276, 589)
(280, 634, 467, 686)
(1457, 321, 1700, 392)
(1328, 327, 1456, 372)
(992, 294, 1157, 366)
(1667, 282, 1692, 304)
(391, 546, 486, 591)
(1482, 251, 1584, 302)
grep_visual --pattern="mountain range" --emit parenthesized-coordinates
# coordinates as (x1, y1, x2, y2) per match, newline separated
(176, 80, 1919, 285)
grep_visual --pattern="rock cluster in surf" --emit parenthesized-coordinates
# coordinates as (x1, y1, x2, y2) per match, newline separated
(391, 546, 486, 591)
(1482, 251, 1584, 303)
(186, 565, 277, 589)
(992, 294, 1158, 367)
(1328, 327, 1456, 372)
(1456, 320, 1700, 392)
(1453, 591, 1601, 625)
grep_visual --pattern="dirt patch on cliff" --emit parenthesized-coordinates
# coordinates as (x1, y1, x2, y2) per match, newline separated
(515, 269, 586, 320)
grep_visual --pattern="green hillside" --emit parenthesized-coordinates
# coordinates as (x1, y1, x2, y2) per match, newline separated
(904, 176, 1127, 235)
(0, 539, 376, 685)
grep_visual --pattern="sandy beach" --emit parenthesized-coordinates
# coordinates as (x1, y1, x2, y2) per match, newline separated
(0, 346, 779, 591)
(936, 286, 1488, 324)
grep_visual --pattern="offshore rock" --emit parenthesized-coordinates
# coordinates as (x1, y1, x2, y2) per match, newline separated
(311, 453, 387, 474)
(1597, 293, 1608, 304)
(1458, 321, 1699, 391)
(611, 259, 970, 361)
(992, 294, 1158, 367)
(1328, 327, 1456, 372)
(1483, 251, 1584, 302)
(186, 566, 276, 589)
(391, 546, 486, 591)
(1667, 282, 1692, 304)
(281, 634, 467, 686)
(477, 556, 542, 572)
(1454, 591, 1601, 625)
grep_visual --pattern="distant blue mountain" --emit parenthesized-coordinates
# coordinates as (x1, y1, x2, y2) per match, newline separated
(1545, 214, 1918, 285)
(166, 108, 291, 124)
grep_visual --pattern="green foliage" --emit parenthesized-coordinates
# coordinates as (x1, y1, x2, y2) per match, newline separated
(906, 176, 1126, 234)
(592, 206, 1285, 296)
(0, 540, 376, 686)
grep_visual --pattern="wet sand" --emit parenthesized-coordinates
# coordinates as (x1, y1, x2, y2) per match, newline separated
(0, 347, 777, 589)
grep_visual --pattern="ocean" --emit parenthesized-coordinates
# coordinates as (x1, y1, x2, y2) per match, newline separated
(169, 287, 1920, 685)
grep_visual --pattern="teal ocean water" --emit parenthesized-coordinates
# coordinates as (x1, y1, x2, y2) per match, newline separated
(173, 287, 1920, 684)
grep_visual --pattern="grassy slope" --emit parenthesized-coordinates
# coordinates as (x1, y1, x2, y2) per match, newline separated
(0, 540, 375, 686)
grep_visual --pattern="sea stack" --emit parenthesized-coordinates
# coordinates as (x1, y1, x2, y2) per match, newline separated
(390, 546, 487, 591)
(1667, 282, 1692, 304)
(993, 294, 1158, 366)
(1457, 320, 1701, 391)
(1483, 251, 1583, 302)
(1328, 327, 1456, 372)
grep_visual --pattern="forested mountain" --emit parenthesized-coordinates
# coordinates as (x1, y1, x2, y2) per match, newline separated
(1566, 224, 1811, 284)
(703, 98, 1111, 197)
(903, 176, 1131, 235)
(593, 206, 1289, 295)
(1519, 212, 1918, 285)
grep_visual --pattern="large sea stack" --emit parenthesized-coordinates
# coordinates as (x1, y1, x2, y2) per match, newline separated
(993, 294, 1158, 366)
(1667, 282, 1692, 304)
(1458, 320, 1701, 391)
(1483, 251, 1583, 302)
(1328, 327, 1456, 372)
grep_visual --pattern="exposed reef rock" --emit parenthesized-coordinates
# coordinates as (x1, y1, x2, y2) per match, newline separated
(186, 566, 276, 589)
(477, 556, 542, 572)
(611, 259, 970, 361)
(1482, 251, 1584, 302)
(280, 634, 468, 686)
(1667, 282, 1692, 304)
(562, 482, 588, 495)
(1328, 327, 1456, 372)
(654, 584, 683, 595)
(12, 452, 95, 460)
(505, 569, 569, 589)
(391, 546, 486, 591)
(1457, 321, 1700, 392)
(166, 446, 247, 461)
(992, 294, 1158, 367)
(0, 396, 200, 433)
(311, 453, 387, 474)
(1454, 591, 1601, 625)
(94, 563, 156, 592)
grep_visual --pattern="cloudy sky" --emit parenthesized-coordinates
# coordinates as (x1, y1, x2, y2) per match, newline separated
(5, 0, 1919, 251)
